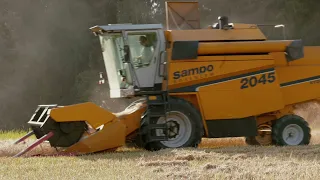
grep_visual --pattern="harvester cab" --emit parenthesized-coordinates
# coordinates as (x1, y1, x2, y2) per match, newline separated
(90, 24, 167, 98)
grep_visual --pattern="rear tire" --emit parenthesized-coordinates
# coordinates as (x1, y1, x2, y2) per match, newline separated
(144, 97, 204, 151)
(272, 114, 311, 146)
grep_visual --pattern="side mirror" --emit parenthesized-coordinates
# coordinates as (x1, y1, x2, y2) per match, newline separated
(124, 45, 130, 63)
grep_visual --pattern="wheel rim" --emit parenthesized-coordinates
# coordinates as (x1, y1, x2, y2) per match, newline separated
(156, 111, 192, 148)
(282, 124, 304, 145)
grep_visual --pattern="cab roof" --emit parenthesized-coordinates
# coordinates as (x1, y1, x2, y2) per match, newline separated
(90, 24, 163, 33)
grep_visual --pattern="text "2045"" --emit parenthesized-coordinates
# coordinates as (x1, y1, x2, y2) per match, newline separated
(240, 72, 276, 89)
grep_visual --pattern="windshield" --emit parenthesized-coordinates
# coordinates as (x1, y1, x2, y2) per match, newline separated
(99, 33, 133, 91)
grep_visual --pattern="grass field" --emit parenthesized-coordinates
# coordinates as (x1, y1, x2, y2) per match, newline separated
(1, 102, 320, 179)
(1, 130, 320, 180)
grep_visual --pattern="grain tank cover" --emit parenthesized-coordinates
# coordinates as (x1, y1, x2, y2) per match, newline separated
(165, 1, 200, 30)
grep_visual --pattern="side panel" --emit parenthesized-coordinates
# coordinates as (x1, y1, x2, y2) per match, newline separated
(197, 67, 284, 119)
(277, 66, 320, 104)
(169, 93, 258, 138)
(273, 47, 320, 105)
(206, 117, 257, 138)
(167, 58, 285, 119)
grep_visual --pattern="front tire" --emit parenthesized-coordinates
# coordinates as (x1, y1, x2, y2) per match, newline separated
(144, 97, 204, 151)
(272, 114, 311, 146)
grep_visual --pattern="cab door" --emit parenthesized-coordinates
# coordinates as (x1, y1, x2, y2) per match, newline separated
(124, 30, 166, 90)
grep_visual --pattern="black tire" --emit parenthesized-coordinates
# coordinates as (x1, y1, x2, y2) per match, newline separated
(272, 114, 311, 146)
(143, 97, 204, 151)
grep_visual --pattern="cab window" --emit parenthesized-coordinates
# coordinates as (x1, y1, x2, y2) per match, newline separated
(127, 32, 158, 68)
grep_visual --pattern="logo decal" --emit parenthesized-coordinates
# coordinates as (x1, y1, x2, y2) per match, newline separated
(172, 65, 214, 83)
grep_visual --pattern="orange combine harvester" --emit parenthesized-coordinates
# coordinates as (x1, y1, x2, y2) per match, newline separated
(12, 1, 320, 157)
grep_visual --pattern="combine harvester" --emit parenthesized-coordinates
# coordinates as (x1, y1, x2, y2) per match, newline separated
(13, 1, 320, 157)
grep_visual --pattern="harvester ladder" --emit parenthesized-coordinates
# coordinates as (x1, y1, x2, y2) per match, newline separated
(144, 91, 169, 143)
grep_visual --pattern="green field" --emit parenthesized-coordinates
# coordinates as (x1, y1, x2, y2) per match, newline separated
(0, 130, 34, 140)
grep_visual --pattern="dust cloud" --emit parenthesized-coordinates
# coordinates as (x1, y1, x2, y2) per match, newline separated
(0, 0, 123, 130)
(295, 101, 320, 130)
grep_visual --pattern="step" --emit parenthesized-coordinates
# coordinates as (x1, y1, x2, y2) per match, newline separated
(149, 114, 166, 118)
(147, 136, 168, 142)
(138, 91, 167, 95)
(147, 124, 168, 130)
(140, 124, 167, 134)
(147, 101, 168, 106)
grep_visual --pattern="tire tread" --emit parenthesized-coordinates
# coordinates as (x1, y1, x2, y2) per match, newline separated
(144, 96, 204, 151)
(272, 114, 311, 146)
